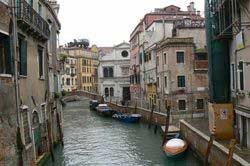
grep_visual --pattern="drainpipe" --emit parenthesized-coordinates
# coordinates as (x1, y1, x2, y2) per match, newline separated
(10, 0, 23, 165)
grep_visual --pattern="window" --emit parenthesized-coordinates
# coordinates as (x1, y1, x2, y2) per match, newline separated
(110, 87, 114, 97)
(178, 100, 186, 110)
(38, 46, 44, 78)
(66, 68, 70, 75)
(21, 108, 32, 145)
(177, 76, 185, 87)
(32, 111, 39, 126)
(0, 34, 11, 74)
(195, 53, 207, 60)
(157, 77, 159, 87)
(121, 50, 129, 58)
(66, 59, 69, 64)
(103, 67, 113, 78)
(176, 51, 184, 63)
(71, 78, 74, 85)
(66, 78, 70, 85)
(164, 53, 167, 64)
(62, 78, 64, 85)
(231, 64, 235, 89)
(197, 99, 204, 109)
(165, 76, 167, 88)
(105, 87, 109, 97)
(239, 61, 244, 90)
(18, 35, 27, 76)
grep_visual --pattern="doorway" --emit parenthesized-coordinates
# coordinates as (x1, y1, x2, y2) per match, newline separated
(122, 87, 131, 101)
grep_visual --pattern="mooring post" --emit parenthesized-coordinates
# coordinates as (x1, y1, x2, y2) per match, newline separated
(162, 106, 171, 146)
(205, 134, 214, 166)
(154, 117, 158, 134)
(226, 139, 237, 166)
(134, 99, 137, 114)
(148, 105, 155, 129)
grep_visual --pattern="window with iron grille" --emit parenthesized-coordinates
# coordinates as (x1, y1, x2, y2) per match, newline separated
(197, 99, 204, 109)
(177, 76, 185, 87)
(178, 100, 186, 111)
(176, 51, 184, 63)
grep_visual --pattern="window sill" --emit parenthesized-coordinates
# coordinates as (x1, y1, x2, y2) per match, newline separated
(19, 75, 27, 79)
(39, 76, 45, 80)
(0, 74, 12, 78)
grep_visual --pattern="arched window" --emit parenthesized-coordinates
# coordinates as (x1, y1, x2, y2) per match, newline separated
(103, 67, 109, 77)
(105, 87, 109, 97)
(110, 87, 114, 97)
(109, 68, 113, 77)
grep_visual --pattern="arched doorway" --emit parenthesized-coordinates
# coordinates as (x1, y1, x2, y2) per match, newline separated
(32, 110, 43, 159)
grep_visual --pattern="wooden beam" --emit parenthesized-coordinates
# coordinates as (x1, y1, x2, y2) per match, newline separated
(205, 134, 215, 166)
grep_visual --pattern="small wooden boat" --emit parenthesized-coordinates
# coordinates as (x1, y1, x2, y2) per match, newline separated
(96, 104, 116, 117)
(89, 100, 99, 111)
(112, 113, 142, 123)
(163, 138, 188, 158)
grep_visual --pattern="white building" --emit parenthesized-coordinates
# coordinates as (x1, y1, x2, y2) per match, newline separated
(98, 42, 131, 103)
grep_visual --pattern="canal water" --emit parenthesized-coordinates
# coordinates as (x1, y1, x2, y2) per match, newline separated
(44, 97, 202, 166)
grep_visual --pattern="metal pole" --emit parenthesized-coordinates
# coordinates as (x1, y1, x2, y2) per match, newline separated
(10, 0, 23, 165)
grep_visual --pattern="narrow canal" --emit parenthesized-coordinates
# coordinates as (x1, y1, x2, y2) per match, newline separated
(44, 97, 202, 166)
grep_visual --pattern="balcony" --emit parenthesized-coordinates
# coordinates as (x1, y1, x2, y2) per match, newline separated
(16, 0, 50, 41)
(194, 60, 208, 71)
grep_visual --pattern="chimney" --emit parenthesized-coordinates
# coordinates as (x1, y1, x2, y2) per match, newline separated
(197, 10, 201, 16)
(190, 2, 195, 10)
(187, 5, 191, 12)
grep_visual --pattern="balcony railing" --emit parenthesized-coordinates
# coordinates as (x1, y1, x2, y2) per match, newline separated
(194, 60, 208, 70)
(16, 0, 50, 41)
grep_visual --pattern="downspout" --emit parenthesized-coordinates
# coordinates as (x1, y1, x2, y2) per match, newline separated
(10, 0, 23, 165)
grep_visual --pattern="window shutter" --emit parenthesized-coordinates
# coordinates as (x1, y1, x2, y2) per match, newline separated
(21, 39, 27, 75)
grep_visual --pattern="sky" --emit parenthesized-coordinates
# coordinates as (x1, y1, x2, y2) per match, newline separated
(57, 0, 204, 47)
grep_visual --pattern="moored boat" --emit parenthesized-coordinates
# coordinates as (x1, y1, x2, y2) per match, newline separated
(89, 100, 99, 111)
(96, 104, 116, 117)
(112, 113, 142, 123)
(163, 138, 188, 158)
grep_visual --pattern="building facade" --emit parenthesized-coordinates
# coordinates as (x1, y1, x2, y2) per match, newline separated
(59, 43, 99, 93)
(98, 42, 131, 103)
(129, 2, 204, 109)
(228, 0, 250, 148)
(0, 0, 63, 165)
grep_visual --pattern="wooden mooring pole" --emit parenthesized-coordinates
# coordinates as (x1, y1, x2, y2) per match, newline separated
(226, 139, 236, 166)
(162, 105, 171, 146)
(148, 105, 155, 129)
(204, 134, 214, 166)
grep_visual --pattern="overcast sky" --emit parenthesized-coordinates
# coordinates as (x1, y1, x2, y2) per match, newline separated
(57, 0, 204, 47)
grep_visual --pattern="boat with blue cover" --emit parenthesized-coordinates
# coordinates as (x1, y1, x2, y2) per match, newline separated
(112, 113, 142, 123)
(96, 104, 116, 117)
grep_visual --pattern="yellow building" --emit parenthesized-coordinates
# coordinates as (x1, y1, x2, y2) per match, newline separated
(59, 44, 99, 93)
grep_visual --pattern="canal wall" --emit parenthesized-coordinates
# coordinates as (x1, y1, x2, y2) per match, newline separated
(73, 91, 168, 126)
(180, 120, 249, 166)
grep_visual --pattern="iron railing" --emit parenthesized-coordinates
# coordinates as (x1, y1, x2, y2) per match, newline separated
(16, 0, 50, 40)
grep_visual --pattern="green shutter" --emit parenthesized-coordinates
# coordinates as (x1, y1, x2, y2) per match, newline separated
(20, 39, 27, 76)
